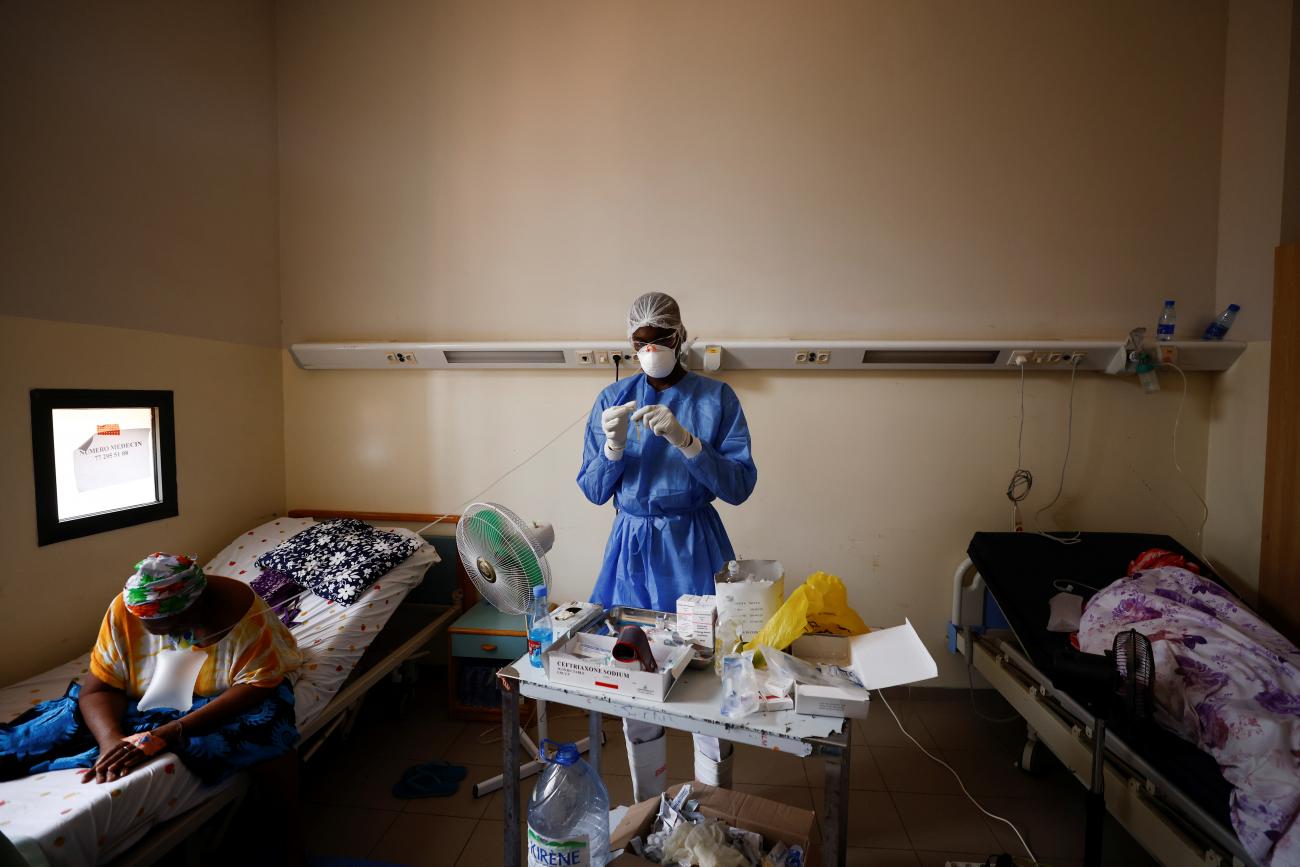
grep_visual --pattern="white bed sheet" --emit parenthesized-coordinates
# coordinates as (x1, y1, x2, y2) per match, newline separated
(0, 517, 439, 865)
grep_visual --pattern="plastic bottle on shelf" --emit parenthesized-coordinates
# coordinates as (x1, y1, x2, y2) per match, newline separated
(527, 740, 610, 867)
(1136, 351, 1160, 394)
(1202, 304, 1241, 341)
(527, 585, 552, 669)
(1156, 300, 1176, 341)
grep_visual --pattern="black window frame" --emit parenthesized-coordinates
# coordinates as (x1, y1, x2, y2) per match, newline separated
(30, 388, 178, 546)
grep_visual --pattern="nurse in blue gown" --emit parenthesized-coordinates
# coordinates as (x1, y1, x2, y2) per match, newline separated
(576, 292, 757, 800)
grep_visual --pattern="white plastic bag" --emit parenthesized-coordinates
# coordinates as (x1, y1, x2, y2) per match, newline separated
(1047, 592, 1083, 633)
(137, 647, 206, 712)
(719, 654, 761, 720)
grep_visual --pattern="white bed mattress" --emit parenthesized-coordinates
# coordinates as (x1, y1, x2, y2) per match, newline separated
(0, 518, 439, 866)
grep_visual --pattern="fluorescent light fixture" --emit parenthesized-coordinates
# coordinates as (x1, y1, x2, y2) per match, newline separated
(862, 349, 1001, 365)
(443, 349, 567, 364)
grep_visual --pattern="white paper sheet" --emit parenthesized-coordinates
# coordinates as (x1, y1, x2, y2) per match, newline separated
(849, 618, 939, 690)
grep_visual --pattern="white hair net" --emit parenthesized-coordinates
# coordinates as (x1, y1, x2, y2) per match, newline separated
(626, 292, 687, 354)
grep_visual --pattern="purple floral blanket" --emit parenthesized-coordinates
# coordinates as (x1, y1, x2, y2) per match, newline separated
(1078, 566, 1300, 865)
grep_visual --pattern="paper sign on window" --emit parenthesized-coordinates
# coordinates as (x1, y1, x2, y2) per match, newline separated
(72, 427, 154, 492)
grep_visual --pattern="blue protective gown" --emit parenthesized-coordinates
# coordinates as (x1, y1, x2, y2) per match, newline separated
(578, 371, 757, 611)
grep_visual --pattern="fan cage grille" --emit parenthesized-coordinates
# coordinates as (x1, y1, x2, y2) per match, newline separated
(456, 503, 551, 616)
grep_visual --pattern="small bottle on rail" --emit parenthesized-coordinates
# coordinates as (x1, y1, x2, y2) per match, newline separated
(1156, 300, 1176, 341)
(1202, 304, 1241, 340)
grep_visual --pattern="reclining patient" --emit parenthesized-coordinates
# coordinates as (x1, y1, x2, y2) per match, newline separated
(1078, 549, 1300, 866)
(1, 552, 301, 788)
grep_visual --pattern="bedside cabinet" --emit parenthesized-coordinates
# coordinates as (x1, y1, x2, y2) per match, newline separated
(448, 599, 528, 720)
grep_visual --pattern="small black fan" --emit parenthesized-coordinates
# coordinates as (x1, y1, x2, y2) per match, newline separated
(1054, 629, 1156, 867)
(1112, 628, 1155, 725)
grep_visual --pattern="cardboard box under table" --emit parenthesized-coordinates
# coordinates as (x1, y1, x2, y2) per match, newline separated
(609, 784, 818, 865)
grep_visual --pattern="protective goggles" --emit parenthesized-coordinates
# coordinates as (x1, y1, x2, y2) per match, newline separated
(630, 334, 679, 352)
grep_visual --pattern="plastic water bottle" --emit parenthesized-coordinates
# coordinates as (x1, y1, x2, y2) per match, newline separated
(1156, 300, 1176, 341)
(527, 740, 610, 867)
(1203, 304, 1241, 340)
(527, 585, 552, 669)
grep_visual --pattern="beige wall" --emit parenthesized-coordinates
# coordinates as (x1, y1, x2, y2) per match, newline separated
(1205, 341, 1272, 597)
(278, 0, 1227, 345)
(283, 355, 1214, 684)
(1215, 0, 1291, 340)
(0, 317, 285, 686)
(1203, 0, 1293, 593)
(277, 1, 1233, 684)
(0, 1, 280, 348)
(0, 3, 283, 685)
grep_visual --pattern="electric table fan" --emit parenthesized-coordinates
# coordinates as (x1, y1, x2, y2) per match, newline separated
(456, 502, 598, 797)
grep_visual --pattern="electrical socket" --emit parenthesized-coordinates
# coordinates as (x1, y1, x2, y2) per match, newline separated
(814, 351, 831, 364)
(1158, 345, 1178, 364)
(595, 351, 609, 365)
(1008, 350, 1032, 366)
(385, 352, 418, 365)
(576, 350, 594, 365)
(794, 352, 810, 364)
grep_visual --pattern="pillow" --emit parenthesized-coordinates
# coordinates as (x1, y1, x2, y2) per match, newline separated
(255, 518, 423, 605)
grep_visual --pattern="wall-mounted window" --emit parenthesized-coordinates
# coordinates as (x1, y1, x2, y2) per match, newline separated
(30, 389, 178, 546)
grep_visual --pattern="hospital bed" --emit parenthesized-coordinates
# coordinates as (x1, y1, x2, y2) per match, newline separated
(948, 531, 1261, 867)
(0, 513, 463, 867)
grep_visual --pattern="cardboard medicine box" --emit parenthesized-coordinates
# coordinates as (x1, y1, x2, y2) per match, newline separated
(542, 632, 692, 702)
(609, 783, 818, 866)
(674, 594, 716, 646)
(790, 618, 938, 719)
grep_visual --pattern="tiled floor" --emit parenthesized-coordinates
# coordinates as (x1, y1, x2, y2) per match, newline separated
(289, 674, 1158, 867)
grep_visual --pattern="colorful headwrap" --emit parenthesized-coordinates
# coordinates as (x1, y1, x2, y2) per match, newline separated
(1127, 548, 1201, 577)
(123, 553, 207, 620)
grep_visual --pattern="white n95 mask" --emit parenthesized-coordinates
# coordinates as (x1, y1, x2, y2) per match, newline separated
(637, 347, 676, 379)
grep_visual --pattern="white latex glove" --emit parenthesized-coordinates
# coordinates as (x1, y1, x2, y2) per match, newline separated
(601, 401, 637, 460)
(631, 404, 702, 458)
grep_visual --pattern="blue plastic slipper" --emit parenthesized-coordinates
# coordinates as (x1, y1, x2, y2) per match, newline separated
(391, 766, 459, 798)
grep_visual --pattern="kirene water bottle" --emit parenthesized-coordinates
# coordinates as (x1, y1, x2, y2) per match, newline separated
(1156, 300, 1176, 341)
(527, 585, 553, 668)
(527, 740, 610, 867)
(1203, 304, 1241, 341)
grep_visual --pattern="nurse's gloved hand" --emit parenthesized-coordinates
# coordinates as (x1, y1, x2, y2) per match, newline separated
(602, 401, 637, 460)
(632, 405, 702, 458)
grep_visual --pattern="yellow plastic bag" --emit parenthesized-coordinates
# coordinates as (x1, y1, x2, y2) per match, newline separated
(744, 571, 869, 652)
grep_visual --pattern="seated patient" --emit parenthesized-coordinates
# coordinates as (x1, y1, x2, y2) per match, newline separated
(1, 552, 302, 786)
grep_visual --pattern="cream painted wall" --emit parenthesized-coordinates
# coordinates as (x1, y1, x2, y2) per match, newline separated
(284, 354, 1213, 683)
(1205, 342, 1272, 598)
(276, 0, 1235, 685)
(277, 0, 1228, 345)
(0, 3, 283, 686)
(0, 1, 279, 348)
(1215, 0, 1292, 340)
(1, 317, 285, 686)
(1203, 0, 1292, 592)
